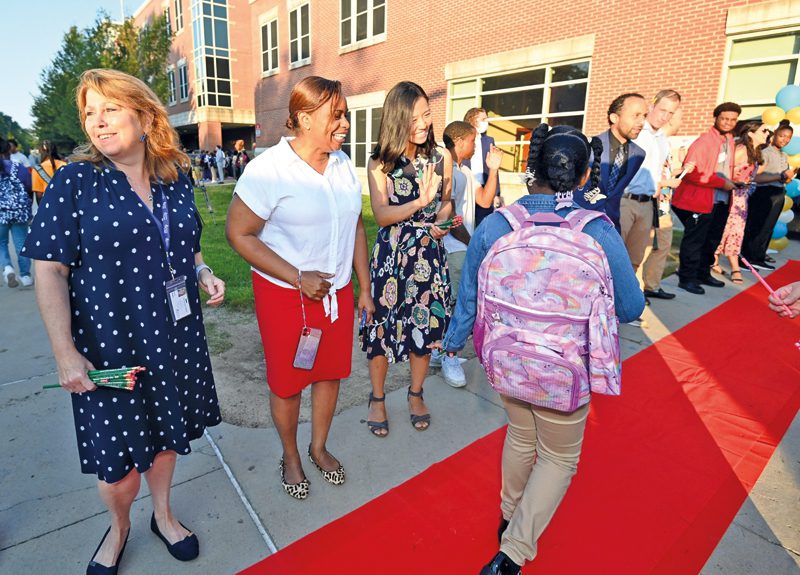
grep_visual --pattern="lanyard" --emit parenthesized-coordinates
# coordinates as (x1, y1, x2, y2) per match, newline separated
(151, 184, 176, 279)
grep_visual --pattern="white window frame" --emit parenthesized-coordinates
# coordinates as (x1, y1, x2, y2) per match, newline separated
(174, 0, 184, 33)
(178, 59, 189, 102)
(339, 0, 386, 54)
(167, 66, 177, 106)
(163, 1, 172, 34)
(259, 9, 280, 77)
(288, 2, 311, 69)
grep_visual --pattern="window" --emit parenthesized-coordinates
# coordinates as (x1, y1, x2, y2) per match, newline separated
(448, 60, 590, 173)
(289, 3, 310, 67)
(178, 62, 189, 101)
(342, 106, 382, 168)
(191, 0, 232, 107)
(167, 68, 177, 105)
(174, 0, 184, 32)
(261, 17, 279, 75)
(722, 31, 800, 119)
(164, 5, 172, 34)
(340, 0, 385, 48)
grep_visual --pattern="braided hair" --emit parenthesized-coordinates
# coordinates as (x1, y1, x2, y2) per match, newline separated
(524, 124, 602, 194)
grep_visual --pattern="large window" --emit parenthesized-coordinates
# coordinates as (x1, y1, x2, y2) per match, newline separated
(178, 62, 189, 101)
(191, 0, 232, 107)
(164, 4, 172, 35)
(340, 0, 385, 48)
(448, 60, 590, 173)
(261, 17, 279, 75)
(722, 31, 800, 119)
(167, 68, 177, 105)
(289, 3, 310, 68)
(174, 0, 184, 32)
(342, 106, 382, 168)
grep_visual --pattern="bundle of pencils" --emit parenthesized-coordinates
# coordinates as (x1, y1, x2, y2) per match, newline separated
(43, 367, 146, 390)
(435, 215, 464, 230)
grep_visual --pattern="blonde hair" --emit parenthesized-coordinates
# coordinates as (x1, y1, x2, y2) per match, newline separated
(234, 139, 246, 152)
(71, 69, 189, 183)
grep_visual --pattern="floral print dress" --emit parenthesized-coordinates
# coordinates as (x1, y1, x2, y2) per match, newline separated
(716, 157, 757, 258)
(362, 157, 450, 363)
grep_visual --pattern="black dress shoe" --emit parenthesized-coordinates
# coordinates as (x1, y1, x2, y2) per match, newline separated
(643, 288, 676, 300)
(699, 275, 725, 287)
(479, 551, 522, 575)
(679, 281, 705, 295)
(87, 526, 129, 575)
(150, 513, 199, 561)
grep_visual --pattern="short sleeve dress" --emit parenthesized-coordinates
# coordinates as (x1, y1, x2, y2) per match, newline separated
(361, 157, 451, 363)
(21, 162, 221, 483)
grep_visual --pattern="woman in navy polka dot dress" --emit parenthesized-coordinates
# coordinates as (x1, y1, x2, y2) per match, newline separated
(22, 69, 225, 575)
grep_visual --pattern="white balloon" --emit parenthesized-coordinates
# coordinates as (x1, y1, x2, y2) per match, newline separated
(778, 209, 795, 224)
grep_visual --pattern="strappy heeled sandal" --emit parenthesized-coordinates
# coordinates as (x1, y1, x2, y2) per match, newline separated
(711, 264, 725, 275)
(367, 392, 389, 437)
(730, 270, 743, 284)
(279, 458, 310, 500)
(407, 387, 431, 431)
(307, 444, 345, 485)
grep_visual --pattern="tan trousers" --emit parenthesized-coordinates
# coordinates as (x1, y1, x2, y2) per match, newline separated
(499, 396, 590, 566)
(619, 197, 655, 270)
(640, 212, 674, 291)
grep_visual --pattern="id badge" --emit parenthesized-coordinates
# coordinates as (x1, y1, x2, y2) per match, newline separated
(166, 275, 191, 323)
(293, 327, 322, 370)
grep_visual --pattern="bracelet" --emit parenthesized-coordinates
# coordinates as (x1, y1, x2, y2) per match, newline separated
(195, 264, 213, 278)
(294, 269, 302, 290)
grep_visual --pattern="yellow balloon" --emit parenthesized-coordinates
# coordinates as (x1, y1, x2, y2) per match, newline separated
(762, 106, 786, 125)
(789, 154, 800, 169)
(787, 107, 800, 124)
(784, 195, 793, 212)
(769, 236, 789, 251)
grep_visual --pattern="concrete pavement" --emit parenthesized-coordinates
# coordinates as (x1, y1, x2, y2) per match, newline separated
(1, 243, 798, 574)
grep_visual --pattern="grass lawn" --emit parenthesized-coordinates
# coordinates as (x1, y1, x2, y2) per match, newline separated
(194, 184, 378, 309)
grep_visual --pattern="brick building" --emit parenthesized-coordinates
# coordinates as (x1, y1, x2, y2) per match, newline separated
(136, 0, 800, 192)
(134, 0, 258, 151)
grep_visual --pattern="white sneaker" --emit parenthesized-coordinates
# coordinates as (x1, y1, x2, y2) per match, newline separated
(3, 266, 18, 288)
(20, 275, 33, 287)
(429, 349, 443, 367)
(441, 354, 467, 388)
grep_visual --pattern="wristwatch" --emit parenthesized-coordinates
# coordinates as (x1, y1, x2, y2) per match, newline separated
(195, 263, 213, 278)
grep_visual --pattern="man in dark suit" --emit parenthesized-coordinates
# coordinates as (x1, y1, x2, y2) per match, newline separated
(463, 107, 501, 228)
(574, 93, 647, 229)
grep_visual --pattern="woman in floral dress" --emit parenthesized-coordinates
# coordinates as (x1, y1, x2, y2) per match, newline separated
(362, 81, 453, 435)
(713, 121, 769, 283)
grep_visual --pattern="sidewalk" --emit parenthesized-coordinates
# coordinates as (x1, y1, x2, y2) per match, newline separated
(1, 245, 798, 574)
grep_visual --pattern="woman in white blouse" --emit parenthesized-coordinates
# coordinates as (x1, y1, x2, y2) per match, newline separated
(226, 77, 374, 500)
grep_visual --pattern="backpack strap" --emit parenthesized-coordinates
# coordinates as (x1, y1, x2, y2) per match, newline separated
(33, 164, 52, 184)
(565, 209, 614, 233)
(498, 204, 531, 231)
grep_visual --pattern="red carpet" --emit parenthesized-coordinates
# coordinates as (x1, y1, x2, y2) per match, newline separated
(241, 261, 800, 575)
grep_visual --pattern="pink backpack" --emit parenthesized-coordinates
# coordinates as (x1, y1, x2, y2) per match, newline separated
(473, 204, 621, 412)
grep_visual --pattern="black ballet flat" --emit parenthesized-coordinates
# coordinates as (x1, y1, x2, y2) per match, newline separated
(87, 526, 129, 575)
(150, 512, 199, 561)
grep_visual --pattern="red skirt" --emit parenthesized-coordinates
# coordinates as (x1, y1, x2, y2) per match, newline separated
(253, 272, 354, 398)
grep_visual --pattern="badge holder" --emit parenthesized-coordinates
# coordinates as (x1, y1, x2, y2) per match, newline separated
(293, 277, 321, 370)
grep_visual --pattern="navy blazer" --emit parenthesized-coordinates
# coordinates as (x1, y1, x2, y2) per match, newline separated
(573, 129, 645, 227)
(463, 133, 501, 227)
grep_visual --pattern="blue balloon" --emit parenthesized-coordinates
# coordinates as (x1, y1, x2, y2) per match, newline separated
(783, 136, 800, 156)
(776, 84, 800, 111)
(788, 180, 800, 199)
(772, 221, 788, 239)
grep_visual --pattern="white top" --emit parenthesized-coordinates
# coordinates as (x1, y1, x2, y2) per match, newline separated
(443, 162, 476, 254)
(9, 151, 30, 167)
(233, 137, 362, 321)
(626, 120, 670, 196)
(469, 135, 485, 186)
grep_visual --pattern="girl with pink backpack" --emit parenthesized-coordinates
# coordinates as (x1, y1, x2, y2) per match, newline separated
(438, 124, 645, 575)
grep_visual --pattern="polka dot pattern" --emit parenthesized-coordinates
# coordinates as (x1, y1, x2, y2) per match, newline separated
(22, 163, 221, 483)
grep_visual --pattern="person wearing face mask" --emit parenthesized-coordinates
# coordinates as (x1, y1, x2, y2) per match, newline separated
(672, 102, 741, 295)
(227, 76, 374, 500)
(741, 120, 796, 270)
(573, 93, 648, 229)
(464, 108, 502, 228)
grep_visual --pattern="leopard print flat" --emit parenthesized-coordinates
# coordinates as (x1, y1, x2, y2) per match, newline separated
(307, 445, 346, 486)
(279, 458, 310, 500)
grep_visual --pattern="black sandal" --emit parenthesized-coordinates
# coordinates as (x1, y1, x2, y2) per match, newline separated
(367, 392, 389, 437)
(730, 270, 743, 284)
(407, 387, 431, 431)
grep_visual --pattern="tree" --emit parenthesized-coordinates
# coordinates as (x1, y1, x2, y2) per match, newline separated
(31, 12, 172, 151)
(0, 112, 34, 152)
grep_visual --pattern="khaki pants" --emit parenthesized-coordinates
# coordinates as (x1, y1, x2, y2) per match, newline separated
(619, 197, 655, 270)
(499, 396, 590, 565)
(640, 212, 673, 291)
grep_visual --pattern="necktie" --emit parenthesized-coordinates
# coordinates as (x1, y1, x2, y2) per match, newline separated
(607, 145, 625, 192)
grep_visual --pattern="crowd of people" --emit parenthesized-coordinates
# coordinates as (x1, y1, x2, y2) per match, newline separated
(3, 66, 798, 575)
(193, 141, 250, 184)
